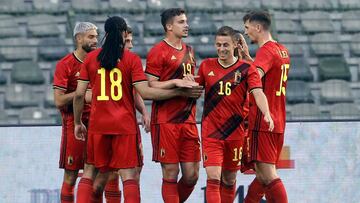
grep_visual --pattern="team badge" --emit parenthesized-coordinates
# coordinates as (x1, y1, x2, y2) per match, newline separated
(203, 154, 208, 162)
(75, 72, 80, 77)
(171, 55, 177, 60)
(234, 70, 242, 85)
(67, 156, 73, 166)
(208, 71, 215, 76)
(160, 148, 165, 158)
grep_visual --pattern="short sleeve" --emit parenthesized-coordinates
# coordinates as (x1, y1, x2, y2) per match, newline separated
(196, 61, 206, 86)
(247, 64, 262, 92)
(131, 54, 147, 85)
(78, 58, 90, 82)
(145, 46, 163, 78)
(53, 61, 68, 90)
(253, 47, 273, 75)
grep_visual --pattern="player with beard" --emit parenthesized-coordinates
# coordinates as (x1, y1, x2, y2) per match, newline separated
(54, 22, 98, 203)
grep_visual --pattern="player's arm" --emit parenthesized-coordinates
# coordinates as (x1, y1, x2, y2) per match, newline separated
(53, 89, 75, 108)
(73, 81, 88, 140)
(135, 81, 203, 101)
(85, 89, 92, 103)
(250, 88, 274, 131)
(147, 75, 198, 89)
(134, 91, 151, 133)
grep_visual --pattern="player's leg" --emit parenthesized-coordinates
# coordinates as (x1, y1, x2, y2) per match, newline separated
(220, 170, 237, 203)
(61, 169, 78, 203)
(77, 130, 97, 203)
(59, 119, 86, 203)
(178, 162, 199, 202)
(104, 172, 121, 203)
(112, 134, 142, 203)
(178, 123, 201, 202)
(205, 166, 222, 203)
(161, 163, 180, 203)
(151, 123, 182, 203)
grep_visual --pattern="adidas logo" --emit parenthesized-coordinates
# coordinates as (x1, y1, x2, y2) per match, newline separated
(75, 72, 80, 77)
(208, 71, 215, 76)
(171, 55, 177, 60)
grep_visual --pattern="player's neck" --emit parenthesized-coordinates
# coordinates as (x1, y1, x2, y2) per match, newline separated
(73, 48, 87, 62)
(164, 35, 183, 50)
(258, 33, 274, 47)
(218, 56, 237, 68)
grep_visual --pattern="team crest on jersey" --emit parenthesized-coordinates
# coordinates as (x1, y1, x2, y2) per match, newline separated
(160, 148, 165, 157)
(75, 72, 80, 77)
(208, 71, 215, 76)
(171, 55, 177, 60)
(203, 153, 208, 162)
(234, 70, 242, 85)
(67, 156, 73, 165)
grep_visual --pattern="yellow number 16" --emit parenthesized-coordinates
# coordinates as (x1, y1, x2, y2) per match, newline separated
(97, 68, 122, 101)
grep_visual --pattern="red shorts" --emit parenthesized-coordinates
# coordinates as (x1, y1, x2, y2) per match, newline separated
(86, 132, 142, 171)
(151, 123, 201, 163)
(241, 130, 284, 172)
(59, 115, 88, 170)
(202, 137, 244, 171)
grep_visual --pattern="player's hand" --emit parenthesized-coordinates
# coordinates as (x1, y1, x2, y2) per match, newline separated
(263, 112, 274, 132)
(74, 122, 87, 141)
(183, 74, 199, 82)
(179, 86, 204, 98)
(141, 112, 151, 133)
(237, 34, 250, 59)
(174, 79, 199, 88)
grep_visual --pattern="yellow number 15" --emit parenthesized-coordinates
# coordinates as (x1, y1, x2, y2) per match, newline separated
(97, 68, 122, 101)
(276, 64, 290, 97)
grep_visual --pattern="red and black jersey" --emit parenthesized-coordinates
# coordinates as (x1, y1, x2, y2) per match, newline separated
(79, 48, 147, 134)
(249, 41, 291, 133)
(53, 53, 91, 116)
(146, 40, 197, 124)
(198, 58, 262, 140)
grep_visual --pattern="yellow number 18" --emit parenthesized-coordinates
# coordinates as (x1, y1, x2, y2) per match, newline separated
(97, 68, 122, 101)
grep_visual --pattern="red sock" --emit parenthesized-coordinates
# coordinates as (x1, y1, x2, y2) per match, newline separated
(123, 179, 140, 203)
(177, 177, 196, 202)
(244, 178, 265, 203)
(206, 179, 221, 203)
(61, 182, 74, 203)
(265, 178, 288, 203)
(105, 177, 121, 203)
(162, 179, 179, 203)
(76, 178, 93, 203)
(220, 181, 236, 203)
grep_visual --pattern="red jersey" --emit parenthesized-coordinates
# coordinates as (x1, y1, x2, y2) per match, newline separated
(79, 48, 147, 134)
(248, 41, 290, 133)
(146, 40, 197, 124)
(198, 58, 262, 140)
(53, 53, 91, 117)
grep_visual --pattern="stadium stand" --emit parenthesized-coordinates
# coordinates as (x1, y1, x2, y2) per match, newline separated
(0, 0, 359, 125)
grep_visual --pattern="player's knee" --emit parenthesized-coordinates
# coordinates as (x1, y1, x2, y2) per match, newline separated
(184, 172, 199, 185)
(63, 170, 78, 185)
(221, 175, 236, 186)
(162, 164, 180, 179)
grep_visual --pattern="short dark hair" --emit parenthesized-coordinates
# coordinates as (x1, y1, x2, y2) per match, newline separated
(243, 10, 271, 30)
(216, 26, 236, 40)
(126, 26, 133, 34)
(161, 8, 186, 32)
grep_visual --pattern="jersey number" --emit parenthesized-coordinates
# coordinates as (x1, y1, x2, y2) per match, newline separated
(218, 81, 231, 96)
(97, 68, 122, 101)
(182, 63, 192, 76)
(232, 147, 243, 166)
(276, 64, 290, 96)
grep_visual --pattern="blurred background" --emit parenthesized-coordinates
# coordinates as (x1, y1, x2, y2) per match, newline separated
(0, 0, 360, 125)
